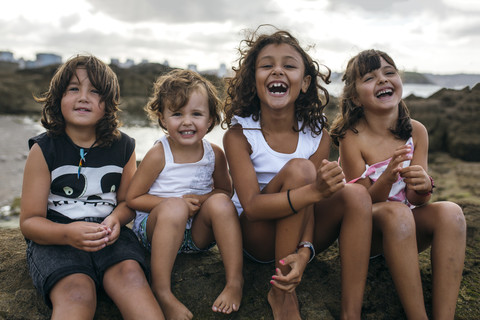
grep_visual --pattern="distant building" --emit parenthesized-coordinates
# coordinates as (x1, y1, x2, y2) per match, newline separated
(187, 64, 198, 72)
(35, 53, 62, 67)
(110, 58, 135, 68)
(0, 51, 15, 62)
(202, 63, 230, 78)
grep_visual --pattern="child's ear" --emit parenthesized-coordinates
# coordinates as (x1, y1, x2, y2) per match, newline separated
(301, 75, 311, 93)
(158, 112, 166, 127)
(352, 96, 361, 107)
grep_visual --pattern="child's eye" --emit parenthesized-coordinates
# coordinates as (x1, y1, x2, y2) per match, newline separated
(172, 112, 182, 117)
(68, 86, 79, 92)
(259, 64, 273, 69)
(284, 64, 296, 69)
(91, 89, 101, 94)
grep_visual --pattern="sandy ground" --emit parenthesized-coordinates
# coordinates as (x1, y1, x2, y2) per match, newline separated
(0, 115, 44, 208)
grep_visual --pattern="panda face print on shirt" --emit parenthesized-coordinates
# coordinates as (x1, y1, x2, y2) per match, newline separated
(48, 165, 122, 219)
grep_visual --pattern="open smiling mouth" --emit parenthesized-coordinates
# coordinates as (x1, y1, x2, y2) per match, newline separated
(376, 89, 393, 98)
(268, 82, 288, 95)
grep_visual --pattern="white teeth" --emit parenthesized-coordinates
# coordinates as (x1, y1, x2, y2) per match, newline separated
(268, 82, 287, 89)
(376, 89, 393, 97)
(181, 131, 194, 135)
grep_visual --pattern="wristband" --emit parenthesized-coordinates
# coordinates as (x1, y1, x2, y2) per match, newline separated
(296, 241, 315, 263)
(287, 189, 298, 214)
(415, 175, 435, 196)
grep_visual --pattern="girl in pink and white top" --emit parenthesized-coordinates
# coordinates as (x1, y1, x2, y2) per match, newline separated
(330, 49, 466, 319)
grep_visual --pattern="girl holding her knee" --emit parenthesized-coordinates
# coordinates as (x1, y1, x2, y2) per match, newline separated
(20, 55, 163, 320)
(222, 26, 372, 320)
(330, 49, 466, 319)
(126, 69, 243, 319)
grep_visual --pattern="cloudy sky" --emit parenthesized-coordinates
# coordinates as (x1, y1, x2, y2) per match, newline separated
(1, 0, 479, 74)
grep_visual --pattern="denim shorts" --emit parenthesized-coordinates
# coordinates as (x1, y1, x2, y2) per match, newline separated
(136, 214, 215, 254)
(26, 226, 147, 307)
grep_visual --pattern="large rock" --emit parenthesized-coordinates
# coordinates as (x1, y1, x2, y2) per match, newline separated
(405, 84, 480, 161)
(1, 152, 479, 319)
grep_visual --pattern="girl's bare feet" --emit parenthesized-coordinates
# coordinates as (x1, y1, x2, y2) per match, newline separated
(267, 287, 301, 320)
(155, 290, 193, 320)
(212, 280, 243, 314)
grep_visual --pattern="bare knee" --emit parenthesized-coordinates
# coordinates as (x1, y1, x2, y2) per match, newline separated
(283, 158, 316, 187)
(433, 201, 466, 235)
(104, 260, 148, 290)
(50, 274, 96, 309)
(340, 184, 372, 219)
(375, 202, 416, 240)
(201, 193, 236, 218)
(151, 197, 189, 228)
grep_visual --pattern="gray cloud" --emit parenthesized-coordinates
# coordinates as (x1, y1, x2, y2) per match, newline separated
(326, 0, 448, 16)
(85, 0, 280, 24)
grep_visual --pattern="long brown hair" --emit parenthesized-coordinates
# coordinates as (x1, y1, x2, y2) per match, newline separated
(223, 25, 331, 135)
(330, 49, 411, 146)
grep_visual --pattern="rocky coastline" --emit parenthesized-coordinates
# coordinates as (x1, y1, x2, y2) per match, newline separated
(0, 76, 479, 318)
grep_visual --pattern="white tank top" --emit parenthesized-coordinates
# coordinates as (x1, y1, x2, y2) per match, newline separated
(231, 115, 323, 215)
(133, 135, 215, 231)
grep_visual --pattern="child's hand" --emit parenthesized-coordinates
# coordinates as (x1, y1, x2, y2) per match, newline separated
(270, 253, 308, 293)
(182, 196, 201, 217)
(65, 221, 110, 252)
(384, 145, 412, 184)
(315, 160, 345, 198)
(399, 165, 431, 193)
(101, 215, 120, 246)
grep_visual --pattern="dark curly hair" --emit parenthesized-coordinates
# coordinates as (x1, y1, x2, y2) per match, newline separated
(222, 25, 331, 135)
(330, 49, 411, 146)
(35, 54, 121, 147)
(145, 68, 221, 134)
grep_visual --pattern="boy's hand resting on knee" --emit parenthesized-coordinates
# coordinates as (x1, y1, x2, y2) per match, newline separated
(66, 221, 111, 252)
(315, 159, 345, 198)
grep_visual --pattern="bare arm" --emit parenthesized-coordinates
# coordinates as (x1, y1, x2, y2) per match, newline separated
(126, 142, 166, 212)
(224, 126, 340, 222)
(401, 120, 433, 205)
(340, 130, 412, 203)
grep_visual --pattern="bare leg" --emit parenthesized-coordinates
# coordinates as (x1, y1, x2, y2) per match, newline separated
(190, 193, 243, 314)
(104, 260, 164, 320)
(371, 202, 428, 319)
(147, 198, 193, 320)
(50, 273, 97, 320)
(414, 201, 466, 320)
(262, 159, 317, 320)
(314, 184, 372, 320)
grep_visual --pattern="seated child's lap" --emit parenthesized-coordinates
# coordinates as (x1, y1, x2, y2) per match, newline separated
(26, 225, 147, 307)
(135, 214, 215, 254)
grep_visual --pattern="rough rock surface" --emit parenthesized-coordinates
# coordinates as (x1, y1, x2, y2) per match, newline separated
(1, 152, 479, 319)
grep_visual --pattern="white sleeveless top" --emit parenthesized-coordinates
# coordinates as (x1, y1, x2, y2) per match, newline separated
(231, 115, 323, 215)
(133, 135, 215, 231)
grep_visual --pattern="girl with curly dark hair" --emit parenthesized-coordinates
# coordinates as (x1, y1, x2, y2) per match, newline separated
(222, 26, 372, 319)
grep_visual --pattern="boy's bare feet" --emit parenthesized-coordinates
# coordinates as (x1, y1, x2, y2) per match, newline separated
(267, 287, 301, 320)
(156, 290, 193, 320)
(211, 280, 243, 314)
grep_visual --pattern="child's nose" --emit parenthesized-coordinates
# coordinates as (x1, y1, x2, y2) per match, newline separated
(272, 65, 284, 76)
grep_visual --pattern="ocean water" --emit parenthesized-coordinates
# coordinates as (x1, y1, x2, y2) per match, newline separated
(123, 83, 448, 160)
